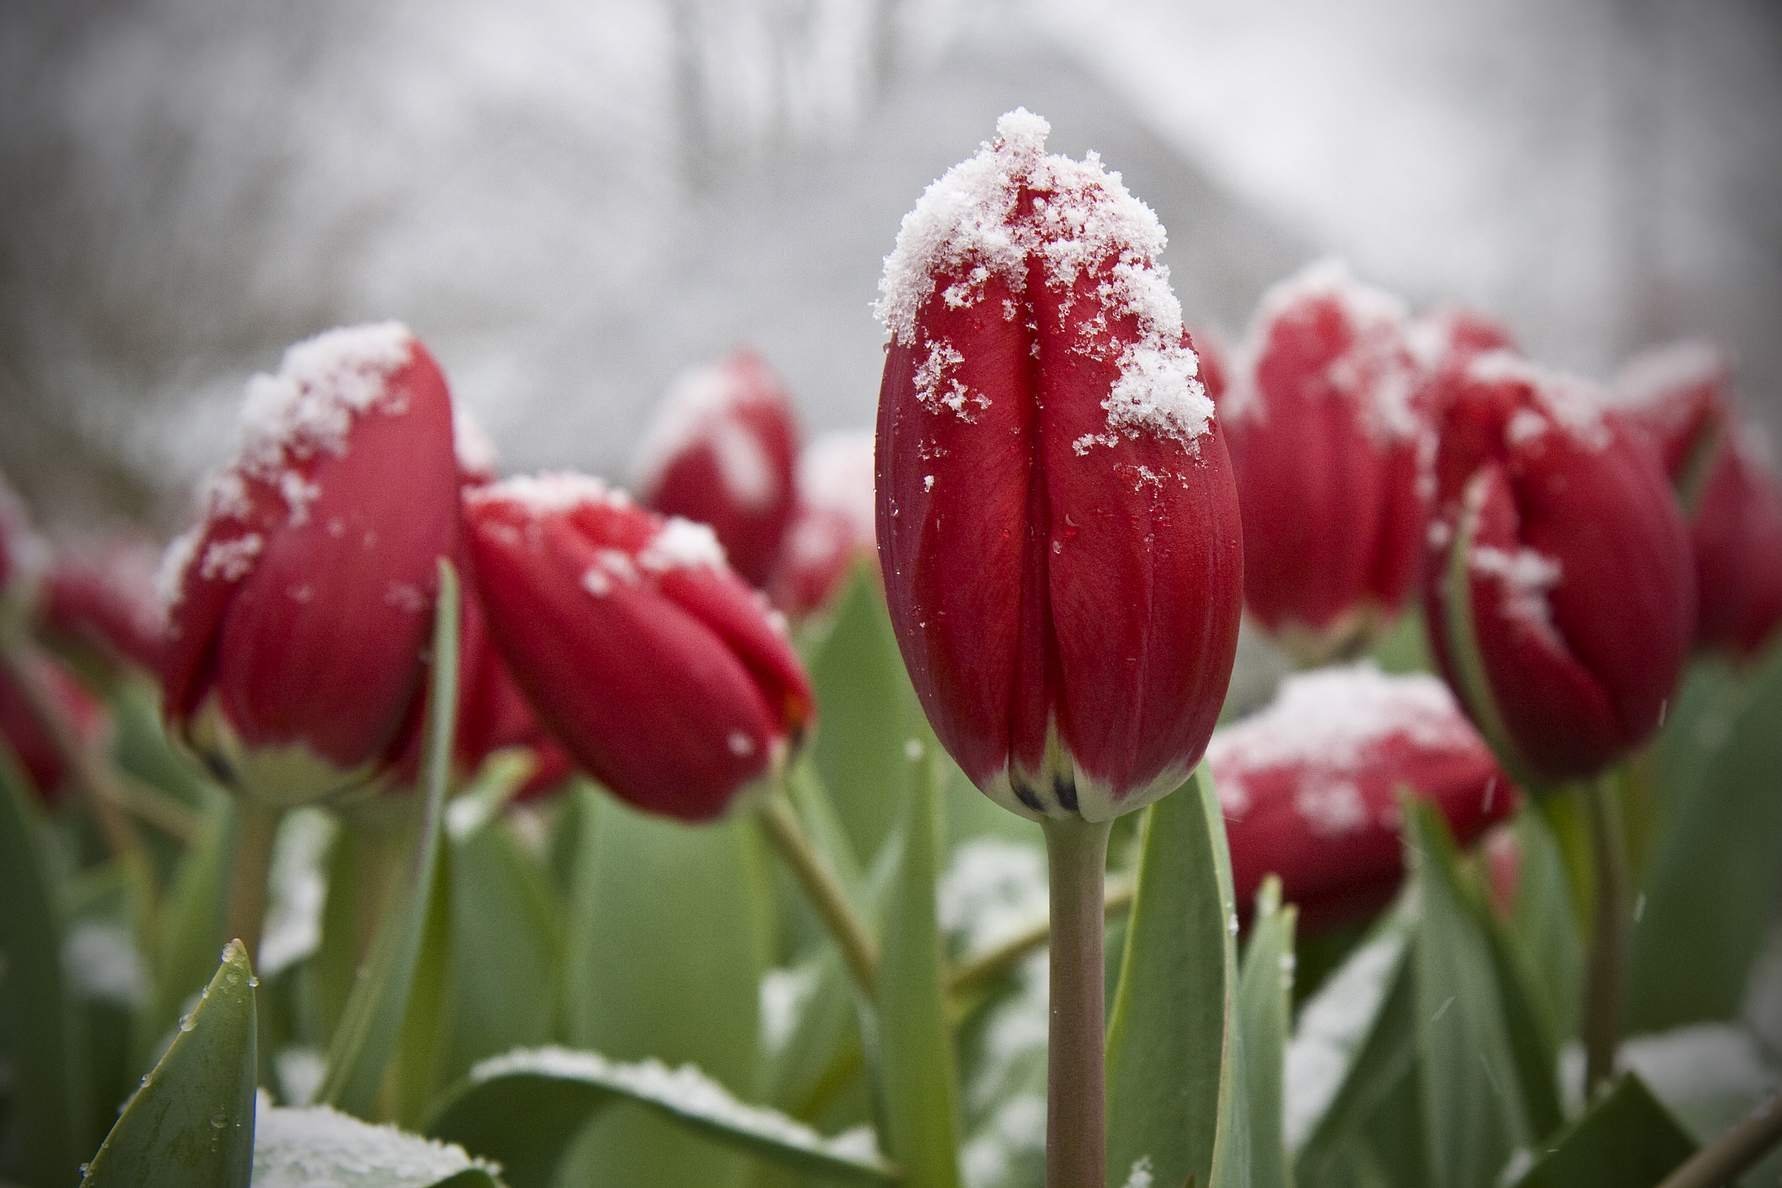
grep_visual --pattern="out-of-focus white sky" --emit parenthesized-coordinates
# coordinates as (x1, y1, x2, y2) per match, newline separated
(2, 0, 1778, 523)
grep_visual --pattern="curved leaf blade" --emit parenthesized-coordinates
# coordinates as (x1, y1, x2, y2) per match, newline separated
(1509, 1072, 1695, 1188)
(85, 941, 258, 1187)
(255, 1103, 502, 1187)
(425, 1048, 895, 1186)
(1238, 878, 1298, 1188)
(1105, 768, 1243, 1188)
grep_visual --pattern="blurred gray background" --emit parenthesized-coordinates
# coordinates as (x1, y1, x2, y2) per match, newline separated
(3, 0, 1779, 529)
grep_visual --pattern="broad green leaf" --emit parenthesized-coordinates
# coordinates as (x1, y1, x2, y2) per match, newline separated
(1628, 644, 1782, 1029)
(558, 787, 773, 1187)
(1507, 807, 1582, 1040)
(254, 1102, 502, 1187)
(143, 799, 233, 1062)
(437, 822, 559, 1088)
(1105, 769, 1242, 1188)
(426, 1047, 895, 1185)
(1237, 878, 1297, 1188)
(1290, 915, 1415, 1182)
(85, 941, 258, 1187)
(874, 745, 964, 1188)
(1510, 1072, 1695, 1188)
(0, 749, 93, 1186)
(806, 568, 926, 863)
(316, 561, 460, 1116)
(1407, 799, 1528, 1188)
(1481, 906, 1566, 1141)
(392, 841, 454, 1126)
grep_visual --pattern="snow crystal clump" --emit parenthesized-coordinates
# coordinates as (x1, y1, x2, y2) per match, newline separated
(876, 108, 1211, 451)
(476, 471, 633, 515)
(635, 359, 781, 509)
(1207, 662, 1474, 779)
(235, 322, 415, 479)
(639, 517, 727, 573)
(1294, 779, 1370, 837)
(253, 1103, 498, 1186)
(1471, 545, 1563, 640)
(453, 406, 501, 479)
(1465, 350, 1609, 447)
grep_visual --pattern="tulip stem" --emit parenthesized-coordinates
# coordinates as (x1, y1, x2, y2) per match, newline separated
(1580, 774, 1628, 1101)
(226, 798, 282, 965)
(1042, 815, 1112, 1188)
(756, 790, 879, 993)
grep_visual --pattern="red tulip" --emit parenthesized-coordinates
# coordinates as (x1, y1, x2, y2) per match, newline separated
(464, 473, 813, 821)
(1423, 351, 1695, 786)
(1211, 663, 1515, 930)
(160, 323, 462, 804)
(768, 431, 878, 617)
(873, 109, 1242, 821)
(636, 350, 799, 589)
(41, 539, 167, 674)
(1611, 342, 1782, 657)
(1221, 262, 1427, 660)
(0, 654, 102, 803)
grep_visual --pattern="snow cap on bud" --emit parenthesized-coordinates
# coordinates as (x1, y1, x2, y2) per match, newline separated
(160, 323, 463, 806)
(637, 350, 799, 588)
(768, 431, 878, 618)
(1423, 351, 1694, 786)
(874, 109, 1243, 822)
(1610, 342, 1782, 656)
(464, 473, 814, 822)
(1211, 663, 1514, 930)
(0, 653, 103, 803)
(1222, 261, 1428, 660)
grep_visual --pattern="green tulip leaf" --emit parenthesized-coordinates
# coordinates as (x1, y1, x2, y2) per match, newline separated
(1238, 877, 1298, 1188)
(1105, 768, 1243, 1188)
(316, 560, 460, 1116)
(84, 940, 258, 1187)
(1508, 1072, 1695, 1188)
(425, 1047, 895, 1186)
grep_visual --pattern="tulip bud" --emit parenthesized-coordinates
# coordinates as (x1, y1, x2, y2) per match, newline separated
(873, 109, 1243, 822)
(1423, 351, 1695, 786)
(41, 538, 167, 675)
(0, 653, 102, 803)
(768, 431, 878, 618)
(160, 323, 462, 805)
(1610, 342, 1782, 657)
(463, 473, 813, 821)
(636, 350, 800, 589)
(1211, 663, 1514, 930)
(1221, 262, 1427, 661)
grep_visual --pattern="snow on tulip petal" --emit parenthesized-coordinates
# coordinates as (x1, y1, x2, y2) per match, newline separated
(464, 473, 813, 822)
(159, 323, 462, 804)
(1209, 663, 1514, 931)
(1423, 351, 1694, 786)
(875, 109, 1242, 822)
(1222, 261, 1428, 657)
(637, 350, 800, 589)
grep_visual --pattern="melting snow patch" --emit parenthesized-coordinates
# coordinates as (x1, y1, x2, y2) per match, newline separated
(62, 920, 148, 1007)
(475, 471, 633, 516)
(252, 1102, 498, 1186)
(1471, 545, 1563, 640)
(639, 517, 727, 573)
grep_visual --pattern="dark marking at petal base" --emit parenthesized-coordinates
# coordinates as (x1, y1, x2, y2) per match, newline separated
(1053, 774, 1079, 814)
(1014, 781, 1046, 813)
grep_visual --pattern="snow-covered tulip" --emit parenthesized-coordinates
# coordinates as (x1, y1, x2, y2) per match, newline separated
(1222, 262, 1427, 661)
(1612, 342, 1782, 657)
(160, 324, 462, 805)
(41, 539, 167, 674)
(874, 109, 1242, 824)
(636, 350, 799, 589)
(463, 473, 813, 822)
(768, 431, 877, 618)
(1423, 352, 1694, 787)
(1210, 663, 1515, 930)
(0, 653, 101, 803)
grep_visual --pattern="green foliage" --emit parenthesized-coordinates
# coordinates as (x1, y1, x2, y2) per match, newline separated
(1237, 878, 1297, 1188)
(1509, 1073, 1695, 1188)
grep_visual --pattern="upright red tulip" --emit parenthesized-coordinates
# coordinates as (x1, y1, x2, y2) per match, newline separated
(1423, 351, 1695, 786)
(768, 431, 878, 618)
(636, 350, 799, 589)
(1612, 342, 1782, 657)
(1211, 663, 1515, 930)
(42, 538, 167, 674)
(1221, 262, 1427, 660)
(0, 653, 102, 803)
(464, 473, 813, 821)
(874, 109, 1242, 821)
(160, 323, 462, 804)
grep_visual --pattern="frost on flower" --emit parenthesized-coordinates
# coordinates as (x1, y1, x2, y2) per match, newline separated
(1612, 338, 1728, 414)
(639, 517, 727, 573)
(1470, 544, 1563, 642)
(635, 358, 784, 509)
(876, 108, 1212, 452)
(1465, 350, 1610, 448)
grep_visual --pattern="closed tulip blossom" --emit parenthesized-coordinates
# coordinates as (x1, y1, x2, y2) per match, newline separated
(875, 108, 1242, 824)
(1613, 342, 1782, 656)
(160, 323, 462, 805)
(1424, 351, 1695, 787)
(875, 109, 1242, 1187)
(1221, 262, 1428, 661)
(1210, 663, 1515, 931)
(768, 431, 878, 618)
(42, 539, 168, 675)
(636, 350, 800, 589)
(0, 654, 101, 802)
(464, 473, 812, 822)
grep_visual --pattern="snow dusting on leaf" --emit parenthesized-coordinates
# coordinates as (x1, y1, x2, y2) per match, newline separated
(253, 1102, 498, 1187)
